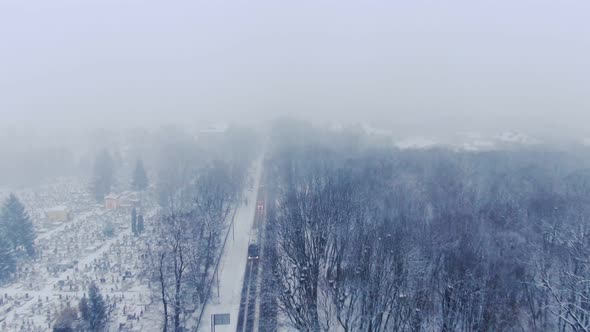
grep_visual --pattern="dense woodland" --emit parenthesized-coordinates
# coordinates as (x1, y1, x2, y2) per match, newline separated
(264, 122, 590, 331)
(5, 121, 590, 331)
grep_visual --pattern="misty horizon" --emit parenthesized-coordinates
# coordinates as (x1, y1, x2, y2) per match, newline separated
(1, 0, 589, 138)
(3, 2, 590, 331)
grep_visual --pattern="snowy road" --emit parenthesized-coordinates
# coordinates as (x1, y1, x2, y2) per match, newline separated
(197, 158, 263, 332)
(236, 257, 260, 332)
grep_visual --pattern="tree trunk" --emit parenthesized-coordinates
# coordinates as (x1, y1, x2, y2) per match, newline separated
(159, 253, 168, 332)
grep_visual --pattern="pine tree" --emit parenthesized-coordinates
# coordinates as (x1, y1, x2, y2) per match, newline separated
(131, 207, 137, 235)
(102, 222, 115, 238)
(53, 306, 78, 332)
(137, 214, 144, 234)
(0, 232, 16, 283)
(0, 194, 35, 256)
(131, 159, 149, 191)
(78, 297, 90, 326)
(79, 283, 108, 331)
(92, 149, 115, 202)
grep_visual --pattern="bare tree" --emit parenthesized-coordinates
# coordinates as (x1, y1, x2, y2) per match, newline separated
(536, 226, 590, 332)
(146, 157, 247, 332)
(148, 212, 192, 332)
(193, 161, 236, 297)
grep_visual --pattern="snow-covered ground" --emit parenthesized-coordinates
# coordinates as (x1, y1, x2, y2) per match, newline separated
(395, 137, 439, 150)
(197, 158, 263, 332)
(0, 156, 266, 331)
(394, 131, 541, 152)
(0, 177, 159, 331)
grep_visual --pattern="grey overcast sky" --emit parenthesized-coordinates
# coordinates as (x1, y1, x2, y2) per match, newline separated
(0, 0, 588, 136)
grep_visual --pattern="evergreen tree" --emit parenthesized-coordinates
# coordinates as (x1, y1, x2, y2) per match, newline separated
(137, 214, 144, 234)
(53, 306, 78, 332)
(131, 159, 149, 191)
(102, 222, 115, 238)
(79, 283, 108, 332)
(0, 232, 16, 283)
(78, 297, 90, 326)
(131, 207, 137, 235)
(0, 194, 35, 256)
(92, 149, 115, 202)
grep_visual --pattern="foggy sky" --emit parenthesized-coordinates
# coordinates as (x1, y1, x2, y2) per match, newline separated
(1, 0, 589, 137)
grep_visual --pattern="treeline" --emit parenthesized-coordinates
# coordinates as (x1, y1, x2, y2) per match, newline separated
(88, 124, 258, 204)
(145, 125, 259, 331)
(266, 123, 590, 331)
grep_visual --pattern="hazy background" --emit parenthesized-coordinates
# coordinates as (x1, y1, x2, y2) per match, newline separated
(0, 0, 589, 137)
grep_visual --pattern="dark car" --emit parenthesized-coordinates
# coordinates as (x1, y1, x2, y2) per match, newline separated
(247, 244, 259, 260)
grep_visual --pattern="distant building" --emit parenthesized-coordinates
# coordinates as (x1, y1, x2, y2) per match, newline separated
(105, 194, 119, 209)
(118, 191, 140, 209)
(198, 123, 229, 135)
(46, 206, 70, 222)
(105, 191, 140, 210)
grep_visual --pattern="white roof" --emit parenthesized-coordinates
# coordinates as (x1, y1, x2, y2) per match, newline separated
(46, 205, 68, 212)
(395, 137, 438, 150)
(199, 123, 229, 134)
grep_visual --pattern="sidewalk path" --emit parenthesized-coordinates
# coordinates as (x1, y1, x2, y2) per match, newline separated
(198, 158, 263, 332)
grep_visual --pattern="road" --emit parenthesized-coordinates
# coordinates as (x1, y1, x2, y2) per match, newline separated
(236, 254, 260, 332)
(235, 167, 280, 332)
(199, 158, 278, 332)
(197, 158, 263, 332)
(236, 183, 265, 332)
